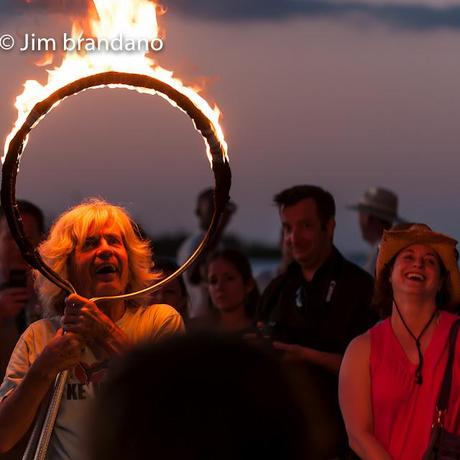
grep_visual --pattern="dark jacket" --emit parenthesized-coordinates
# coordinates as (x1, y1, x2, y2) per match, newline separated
(256, 247, 376, 460)
(257, 246, 376, 353)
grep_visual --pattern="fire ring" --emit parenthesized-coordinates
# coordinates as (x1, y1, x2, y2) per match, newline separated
(1, 71, 231, 302)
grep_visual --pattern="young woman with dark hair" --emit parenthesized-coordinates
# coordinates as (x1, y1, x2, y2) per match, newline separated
(189, 249, 259, 335)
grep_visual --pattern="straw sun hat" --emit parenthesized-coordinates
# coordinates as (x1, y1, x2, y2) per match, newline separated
(376, 223, 460, 307)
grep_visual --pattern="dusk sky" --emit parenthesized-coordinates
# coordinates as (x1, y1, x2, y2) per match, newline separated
(1, 0, 460, 256)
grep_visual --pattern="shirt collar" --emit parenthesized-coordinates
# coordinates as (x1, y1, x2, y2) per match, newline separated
(287, 246, 343, 284)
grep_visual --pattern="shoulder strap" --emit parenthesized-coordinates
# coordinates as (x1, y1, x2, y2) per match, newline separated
(437, 319, 460, 411)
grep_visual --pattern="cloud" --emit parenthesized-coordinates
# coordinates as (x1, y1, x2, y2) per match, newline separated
(163, 0, 460, 29)
(370, 2, 460, 28)
(2, 0, 460, 30)
(1, 0, 87, 16)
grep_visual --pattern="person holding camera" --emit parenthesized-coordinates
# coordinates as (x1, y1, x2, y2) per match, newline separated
(0, 200, 45, 380)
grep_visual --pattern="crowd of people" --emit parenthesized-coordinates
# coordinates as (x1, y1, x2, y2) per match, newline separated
(0, 184, 459, 460)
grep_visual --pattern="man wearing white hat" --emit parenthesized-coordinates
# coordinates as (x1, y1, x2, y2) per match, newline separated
(348, 187, 404, 276)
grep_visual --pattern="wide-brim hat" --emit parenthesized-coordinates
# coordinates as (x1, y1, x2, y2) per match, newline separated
(376, 223, 460, 308)
(348, 187, 404, 223)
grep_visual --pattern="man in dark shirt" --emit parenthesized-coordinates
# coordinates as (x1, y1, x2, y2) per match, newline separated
(257, 185, 376, 459)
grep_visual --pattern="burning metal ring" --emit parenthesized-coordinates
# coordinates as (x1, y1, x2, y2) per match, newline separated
(1, 71, 231, 303)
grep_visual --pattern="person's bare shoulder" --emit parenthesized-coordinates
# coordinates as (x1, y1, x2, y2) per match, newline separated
(342, 332, 371, 371)
(348, 331, 370, 352)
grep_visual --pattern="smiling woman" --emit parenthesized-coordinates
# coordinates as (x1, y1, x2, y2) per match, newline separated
(199, 249, 259, 335)
(339, 223, 460, 460)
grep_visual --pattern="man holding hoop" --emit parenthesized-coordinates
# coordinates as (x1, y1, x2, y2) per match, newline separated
(0, 198, 184, 458)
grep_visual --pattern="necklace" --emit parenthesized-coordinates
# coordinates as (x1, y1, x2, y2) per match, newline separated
(394, 300, 438, 385)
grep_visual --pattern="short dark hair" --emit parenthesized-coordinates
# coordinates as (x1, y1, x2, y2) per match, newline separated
(273, 185, 335, 229)
(0, 200, 45, 234)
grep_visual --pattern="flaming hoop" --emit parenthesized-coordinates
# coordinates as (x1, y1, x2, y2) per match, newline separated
(1, 0, 231, 303)
(1, 2, 231, 458)
(1, 71, 231, 302)
(1, 71, 231, 460)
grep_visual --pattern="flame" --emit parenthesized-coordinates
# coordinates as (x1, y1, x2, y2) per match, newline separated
(35, 52, 55, 67)
(3, 0, 227, 165)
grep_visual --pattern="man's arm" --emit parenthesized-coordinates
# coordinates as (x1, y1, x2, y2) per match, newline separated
(272, 341, 342, 374)
(0, 330, 84, 453)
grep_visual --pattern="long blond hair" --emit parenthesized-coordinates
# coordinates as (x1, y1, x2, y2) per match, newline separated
(35, 198, 157, 315)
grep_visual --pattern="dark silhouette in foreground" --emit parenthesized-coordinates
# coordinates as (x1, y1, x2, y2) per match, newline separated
(89, 334, 310, 460)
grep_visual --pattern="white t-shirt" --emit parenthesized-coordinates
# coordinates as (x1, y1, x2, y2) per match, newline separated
(0, 304, 184, 460)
